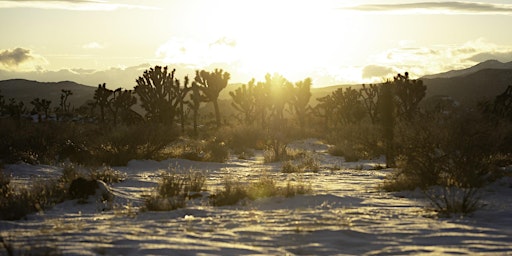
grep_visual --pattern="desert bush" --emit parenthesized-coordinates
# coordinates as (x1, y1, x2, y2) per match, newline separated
(218, 124, 267, 152)
(246, 175, 280, 200)
(203, 138, 229, 162)
(90, 166, 126, 184)
(326, 123, 382, 162)
(144, 170, 207, 211)
(184, 170, 207, 193)
(387, 111, 500, 191)
(282, 160, 303, 173)
(210, 175, 248, 206)
(423, 186, 482, 217)
(211, 173, 313, 206)
(0, 177, 67, 220)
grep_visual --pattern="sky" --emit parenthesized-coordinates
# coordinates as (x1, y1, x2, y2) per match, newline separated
(1, 0, 512, 88)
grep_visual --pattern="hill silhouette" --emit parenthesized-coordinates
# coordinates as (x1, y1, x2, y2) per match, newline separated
(0, 79, 96, 109)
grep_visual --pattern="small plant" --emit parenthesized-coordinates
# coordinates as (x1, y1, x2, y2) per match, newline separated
(281, 161, 303, 173)
(210, 175, 247, 206)
(210, 173, 313, 206)
(184, 170, 207, 194)
(90, 166, 126, 184)
(423, 186, 482, 217)
(143, 169, 207, 211)
(246, 175, 280, 200)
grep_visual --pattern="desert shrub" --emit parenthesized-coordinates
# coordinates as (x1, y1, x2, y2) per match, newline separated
(282, 160, 303, 173)
(218, 124, 267, 152)
(0, 177, 68, 220)
(246, 175, 280, 200)
(423, 186, 482, 217)
(327, 123, 382, 162)
(92, 124, 179, 166)
(387, 112, 500, 191)
(211, 173, 313, 206)
(203, 138, 229, 162)
(210, 175, 248, 206)
(263, 139, 289, 163)
(144, 170, 207, 211)
(90, 166, 126, 184)
(184, 170, 207, 193)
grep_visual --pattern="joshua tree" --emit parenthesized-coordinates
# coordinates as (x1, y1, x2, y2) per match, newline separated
(177, 76, 191, 133)
(229, 79, 256, 125)
(93, 83, 113, 124)
(290, 77, 312, 129)
(111, 88, 137, 126)
(189, 80, 208, 135)
(30, 98, 51, 122)
(266, 73, 293, 124)
(379, 81, 396, 168)
(56, 89, 73, 120)
(359, 84, 380, 124)
(314, 94, 336, 130)
(331, 87, 365, 126)
(194, 69, 231, 128)
(134, 66, 181, 124)
(393, 72, 426, 121)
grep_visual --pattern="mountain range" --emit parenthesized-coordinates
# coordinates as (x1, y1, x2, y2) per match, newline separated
(1, 60, 511, 110)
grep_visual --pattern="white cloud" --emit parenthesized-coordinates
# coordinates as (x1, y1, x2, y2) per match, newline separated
(0, 0, 158, 11)
(342, 2, 512, 15)
(156, 37, 239, 68)
(82, 42, 104, 49)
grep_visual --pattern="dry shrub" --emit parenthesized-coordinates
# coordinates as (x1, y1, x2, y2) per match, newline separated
(210, 173, 313, 206)
(144, 169, 207, 211)
(327, 123, 382, 162)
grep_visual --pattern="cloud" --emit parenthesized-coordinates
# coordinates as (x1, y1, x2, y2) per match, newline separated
(343, 2, 512, 15)
(156, 37, 239, 68)
(82, 42, 105, 49)
(362, 65, 396, 79)
(0, 48, 33, 67)
(0, 0, 158, 11)
(466, 51, 512, 63)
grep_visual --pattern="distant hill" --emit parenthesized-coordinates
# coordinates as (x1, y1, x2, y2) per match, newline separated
(0, 79, 96, 109)
(422, 60, 512, 79)
(422, 68, 512, 105)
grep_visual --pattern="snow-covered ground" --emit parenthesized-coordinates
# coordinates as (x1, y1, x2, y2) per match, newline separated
(1, 139, 511, 255)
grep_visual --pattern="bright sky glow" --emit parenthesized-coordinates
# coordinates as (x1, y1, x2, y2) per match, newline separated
(1, 0, 512, 88)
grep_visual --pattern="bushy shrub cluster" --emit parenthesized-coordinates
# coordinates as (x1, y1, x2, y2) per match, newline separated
(144, 170, 207, 211)
(383, 111, 506, 216)
(210, 173, 312, 206)
(0, 164, 125, 220)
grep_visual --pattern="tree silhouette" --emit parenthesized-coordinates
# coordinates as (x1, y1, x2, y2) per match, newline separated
(229, 79, 256, 125)
(134, 66, 182, 124)
(189, 79, 208, 135)
(290, 77, 312, 129)
(55, 89, 73, 121)
(393, 72, 426, 121)
(30, 98, 51, 122)
(359, 84, 380, 124)
(111, 88, 137, 126)
(266, 73, 293, 123)
(314, 94, 336, 130)
(379, 81, 395, 167)
(331, 87, 365, 125)
(177, 76, 191, 132)
(194, 69, 230, 128)
(93, 83, 113, 124)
